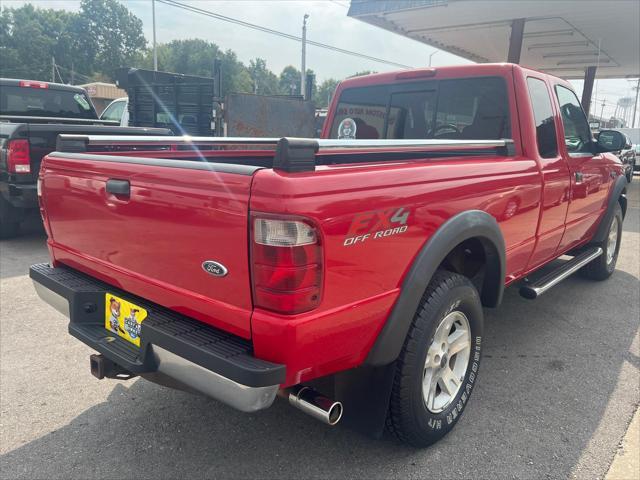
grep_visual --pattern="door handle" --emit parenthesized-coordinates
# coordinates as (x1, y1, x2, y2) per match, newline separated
(575, 172, 583, 183)
(106, 179, 130, 197)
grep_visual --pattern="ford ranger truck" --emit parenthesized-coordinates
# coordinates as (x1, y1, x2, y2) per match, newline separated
(31, 64, 628, 447)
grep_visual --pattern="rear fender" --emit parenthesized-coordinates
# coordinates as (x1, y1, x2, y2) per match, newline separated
(365, 210, 505, 366)
(591, 174, 627, 245)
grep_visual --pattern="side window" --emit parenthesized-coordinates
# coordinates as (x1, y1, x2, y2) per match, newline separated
(555, 85, 592, 154)
(101, 100, 125, 122)
(526, 77, 558, 158)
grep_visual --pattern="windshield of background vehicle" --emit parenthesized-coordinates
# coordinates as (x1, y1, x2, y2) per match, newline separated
(329, 76, 510, 141)
(0, 86, 97, 119)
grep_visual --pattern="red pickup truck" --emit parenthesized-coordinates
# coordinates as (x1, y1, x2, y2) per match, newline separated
(31, 64, 628, 447)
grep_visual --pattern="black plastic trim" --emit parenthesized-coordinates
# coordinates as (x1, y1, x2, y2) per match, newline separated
(591, 174, 628, 244)
(29, 263, 285, 387)
(365, 210, 505, 366)
(273, 137, 319, 173)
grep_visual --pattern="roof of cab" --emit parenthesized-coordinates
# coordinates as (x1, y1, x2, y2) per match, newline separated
(0, 78, 90, 93)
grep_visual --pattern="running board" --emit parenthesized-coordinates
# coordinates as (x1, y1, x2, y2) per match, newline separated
(519, 247, 603, 299)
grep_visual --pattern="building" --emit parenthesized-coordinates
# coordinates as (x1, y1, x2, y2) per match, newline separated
(77, 82, 126, 115)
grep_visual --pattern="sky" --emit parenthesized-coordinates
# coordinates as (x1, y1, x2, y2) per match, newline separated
(3, 0, 639, 124)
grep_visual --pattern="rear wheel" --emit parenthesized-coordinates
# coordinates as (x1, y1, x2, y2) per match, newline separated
(386, 270, 483, 447)
(580, 203, 622, 280)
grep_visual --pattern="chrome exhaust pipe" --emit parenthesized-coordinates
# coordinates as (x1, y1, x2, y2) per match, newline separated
(288, 386, 343, 426)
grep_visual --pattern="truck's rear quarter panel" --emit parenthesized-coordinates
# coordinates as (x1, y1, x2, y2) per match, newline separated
(41, 154, 254, 338)
(250, 155, 541, 384)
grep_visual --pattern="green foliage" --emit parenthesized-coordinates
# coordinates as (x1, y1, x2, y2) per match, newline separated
(0, 0, 144, 81)
(79, 0, 146, 77)
(314, 78, 340, 108)
(0, 1, 364, 103)
(248, 58, 279, 95)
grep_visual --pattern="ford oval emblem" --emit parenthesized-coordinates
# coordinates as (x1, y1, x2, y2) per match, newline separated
(202, 261, 228, 277)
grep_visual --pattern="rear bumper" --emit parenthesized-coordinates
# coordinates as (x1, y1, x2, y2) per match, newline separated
(0, 182, 38, 210)
(30, 263, 286, 412)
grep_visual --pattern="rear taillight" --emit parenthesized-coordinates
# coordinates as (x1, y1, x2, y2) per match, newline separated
(7, 139, 31, 173)
(251, 216, 323, 314)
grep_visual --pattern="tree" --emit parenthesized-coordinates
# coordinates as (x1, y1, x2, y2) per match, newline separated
(248, 58, 279, 95)
(78, 0, 146, 79)
(154, 38, 220, 76)
(279, 65, 301, 95)
(277, 66, 317, 98)
(0, 5, 82, 81)
(314, 78, 340, 108)
(0, 1, 146, 82)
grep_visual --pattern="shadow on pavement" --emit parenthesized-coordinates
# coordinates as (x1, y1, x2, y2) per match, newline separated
(1, 269, 638, 479)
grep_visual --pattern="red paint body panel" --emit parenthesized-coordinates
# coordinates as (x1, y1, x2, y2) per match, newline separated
(40, 64, 625, 387)
(41, 155, 254, 338)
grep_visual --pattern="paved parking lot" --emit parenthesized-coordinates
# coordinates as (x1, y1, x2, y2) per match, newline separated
(1, 179, 638, 479)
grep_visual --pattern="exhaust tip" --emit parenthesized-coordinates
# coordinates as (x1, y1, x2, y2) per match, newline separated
(288, 386, 343, 426)
(327, 401, 343, 426)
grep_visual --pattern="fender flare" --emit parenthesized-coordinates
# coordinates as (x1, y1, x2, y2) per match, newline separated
(591, 174, 628, 244)
(365, 210, 505, 366)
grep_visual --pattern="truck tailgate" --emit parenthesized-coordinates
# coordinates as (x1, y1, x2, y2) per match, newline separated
(41, 153, 257, 338)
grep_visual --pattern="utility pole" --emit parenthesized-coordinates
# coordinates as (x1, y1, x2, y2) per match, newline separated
(71, 61, 75, 85)
(632, 77, 640, 128)
(52, 56, 55, 83)
(428, 50, 438, 67)
(152, 0, 158, 71)
(600, 99, 606, 121)
(301, 14, 309, 99)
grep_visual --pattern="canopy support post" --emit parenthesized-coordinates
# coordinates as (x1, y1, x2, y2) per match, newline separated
(581, 66, 597, 117)
(507, 18, 525, 64)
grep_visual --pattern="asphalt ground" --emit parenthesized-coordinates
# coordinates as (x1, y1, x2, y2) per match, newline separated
(1, 178, 638, 479)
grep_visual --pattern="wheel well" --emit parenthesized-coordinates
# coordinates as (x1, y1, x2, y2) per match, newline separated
(438, 236, 502, 307)
(619, 188, 627, 219)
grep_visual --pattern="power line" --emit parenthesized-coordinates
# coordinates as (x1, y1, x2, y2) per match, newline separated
(156, 0, 413, 69)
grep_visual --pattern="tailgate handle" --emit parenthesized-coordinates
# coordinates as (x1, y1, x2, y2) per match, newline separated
(106, 179, 130, 197)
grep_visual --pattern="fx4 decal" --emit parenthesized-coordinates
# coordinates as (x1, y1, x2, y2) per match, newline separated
(344, 207, 410, 246)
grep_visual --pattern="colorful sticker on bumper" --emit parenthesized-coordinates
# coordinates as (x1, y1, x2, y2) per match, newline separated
(344, 206, 411, 246)
(105, 294, 148, 347)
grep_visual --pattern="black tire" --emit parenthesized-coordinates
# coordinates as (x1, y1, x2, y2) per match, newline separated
(386, 270, 483, 447)
(580, 202, 623, 281)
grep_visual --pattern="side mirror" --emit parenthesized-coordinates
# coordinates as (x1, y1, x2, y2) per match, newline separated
(596, 130, 630, 152)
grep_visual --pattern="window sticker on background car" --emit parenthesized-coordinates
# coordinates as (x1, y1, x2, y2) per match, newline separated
(338, 117, 357, 139)
(73, 93, 91, 110)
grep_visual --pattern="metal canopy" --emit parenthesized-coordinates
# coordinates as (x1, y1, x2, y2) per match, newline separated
(348, 0, 640, 79)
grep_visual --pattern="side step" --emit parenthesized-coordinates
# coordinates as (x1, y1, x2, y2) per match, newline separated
(519, 247, 603, 299)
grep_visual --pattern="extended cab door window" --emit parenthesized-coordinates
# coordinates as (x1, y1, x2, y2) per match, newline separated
(526, 77, 558, 158)
(554, 85, 593, 155)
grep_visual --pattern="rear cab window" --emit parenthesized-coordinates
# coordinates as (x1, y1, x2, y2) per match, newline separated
(0, 85, 97, 119)
(329, 76, 511, 140)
